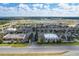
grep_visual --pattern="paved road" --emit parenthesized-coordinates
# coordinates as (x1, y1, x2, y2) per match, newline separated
(0, 47, 65, 53)
(0, 43, 79, 54)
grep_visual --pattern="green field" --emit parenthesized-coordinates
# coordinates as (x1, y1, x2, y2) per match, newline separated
(0, 43, 29, 47)
(37, 42, 79, 46)
(0, 20, 9, 25)
(60, 42, 79, 46)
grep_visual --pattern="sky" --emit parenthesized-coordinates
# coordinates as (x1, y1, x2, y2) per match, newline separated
(0, 3, 79, 17)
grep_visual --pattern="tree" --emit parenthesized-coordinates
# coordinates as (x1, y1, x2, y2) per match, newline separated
(35, 31, 38, 41)
(0, 39, 3, 44)
(32, 27, 36, 32)
(28, 33, 33, 43)
(0, 33, 4, 44)
(53, 40, 55, 43)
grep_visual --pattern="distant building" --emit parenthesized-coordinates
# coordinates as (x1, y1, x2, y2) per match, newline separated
(44, 33, 59, 40)
(3, 34, 31, 43)
(38, 33, 60, 43)
(6, 28, 17, 31)
(4, 28, 17, 34)
(2, 23, 77, 43)
(36, 23, 69, 33)
(17, 26, 33, 33)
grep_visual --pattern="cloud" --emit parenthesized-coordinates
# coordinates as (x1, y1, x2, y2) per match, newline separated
(0, 5, 18, 16)
(0, 3, 79, 17)
(58, 3, 79, 12)
(58, 3, 72, 11)
(31, 4, 50, 10)
(18, 4, 31, 10)
(43, 4, 50, 10)
(32, 4, 41, 10)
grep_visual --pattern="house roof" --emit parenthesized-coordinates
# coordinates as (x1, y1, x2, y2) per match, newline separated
(6, 28, 17, 31)
(44, 33, 59, 40)
(3, 34, 27, 39)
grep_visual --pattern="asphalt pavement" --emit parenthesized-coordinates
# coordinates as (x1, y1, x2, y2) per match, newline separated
(0, 44, 79, 53)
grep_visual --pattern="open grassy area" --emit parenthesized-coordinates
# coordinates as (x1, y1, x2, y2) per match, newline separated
(0, 44, 10, 46)
(11, 43, 29, 47)
(0, 42, 79, 47)
(0, 43, 29, 47)
(60, 42, 79, 46)
(37, 42, 79, 46)
(0, 20, 9, 25)
(0, 51, 68, 56)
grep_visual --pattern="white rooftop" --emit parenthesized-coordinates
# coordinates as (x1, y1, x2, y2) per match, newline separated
(6, 28, 17, 31)
(44, 33, 59, 40)
(3, 34, 26, 39)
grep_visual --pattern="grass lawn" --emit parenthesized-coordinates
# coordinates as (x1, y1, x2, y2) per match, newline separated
(60, 42, 79, 46)
(0, 42, 79, 47)
(11, 43, 29, 47)
(0, 51, 68, 56)
(0, 43, 29, 47)
(0, 20, 9, 25)
(0, 44, 10, 46)
(37, 42, 79, 46)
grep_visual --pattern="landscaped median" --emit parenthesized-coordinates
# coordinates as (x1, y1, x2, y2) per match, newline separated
(0, 43, 29, 48)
